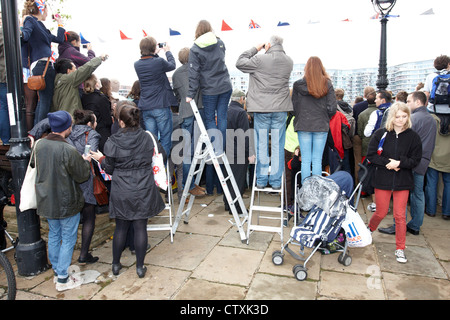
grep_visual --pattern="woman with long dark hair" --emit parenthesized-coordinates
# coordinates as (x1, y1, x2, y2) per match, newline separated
(292, 56, 337, 183)
(91, 104, 166, 278)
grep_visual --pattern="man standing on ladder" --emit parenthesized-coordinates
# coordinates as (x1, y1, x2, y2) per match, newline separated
(236, 35, 293, 189)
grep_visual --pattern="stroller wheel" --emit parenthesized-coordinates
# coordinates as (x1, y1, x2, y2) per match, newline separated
(338, 253, 352, 266)
(293, 265, 307, 281)
(272, 251, 284, 266)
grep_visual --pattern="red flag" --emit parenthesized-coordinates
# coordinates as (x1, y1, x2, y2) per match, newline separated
(221, 20, 233, 31)
(249, 19, 261, 29)
(143, 30, 148, 37)
(120, 30, 132, 40)
(342, 18, 351, 22)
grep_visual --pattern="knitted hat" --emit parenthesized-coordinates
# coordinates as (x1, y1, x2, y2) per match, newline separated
(48, 111, 72, 133)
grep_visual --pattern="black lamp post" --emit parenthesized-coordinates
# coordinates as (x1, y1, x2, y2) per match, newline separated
(372, 0, 397, 91)
(1, 0, 49, 276)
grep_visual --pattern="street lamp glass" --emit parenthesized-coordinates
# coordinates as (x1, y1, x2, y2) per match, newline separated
(372, 0, 396, 14)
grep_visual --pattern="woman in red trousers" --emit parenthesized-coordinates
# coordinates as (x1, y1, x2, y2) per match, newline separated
(367, 102, 422, 263)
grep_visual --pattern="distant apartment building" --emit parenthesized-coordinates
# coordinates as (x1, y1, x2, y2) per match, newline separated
(230, 59, 435, 104)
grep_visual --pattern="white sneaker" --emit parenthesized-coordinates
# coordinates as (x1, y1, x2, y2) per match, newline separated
(395, 249, 407, 263)
(55, 275, 83, 292)
(367, 203, 376, 212)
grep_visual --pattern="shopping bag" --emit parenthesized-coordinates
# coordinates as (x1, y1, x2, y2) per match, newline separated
(342, 207, 372, 247)
(91, 162, 109, 206)
(19, 140, 41, 212)
(146, 131, 168, 191)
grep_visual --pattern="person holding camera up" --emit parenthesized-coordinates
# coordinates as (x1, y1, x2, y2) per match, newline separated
(134, 37, 178, 157)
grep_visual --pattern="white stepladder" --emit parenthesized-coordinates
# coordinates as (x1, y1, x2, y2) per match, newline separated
(172, 100, 249, 243)
(147, 160, 174, 243)
(246, 161, 287, 246)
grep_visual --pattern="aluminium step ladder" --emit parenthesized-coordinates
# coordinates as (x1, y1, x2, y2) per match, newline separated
(246, 162, 287, 245)
(147, 160, 174, 243)
(172, 100, 249, 243)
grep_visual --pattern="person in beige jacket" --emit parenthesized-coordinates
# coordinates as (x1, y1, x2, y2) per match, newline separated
(236, 35, 293, 189)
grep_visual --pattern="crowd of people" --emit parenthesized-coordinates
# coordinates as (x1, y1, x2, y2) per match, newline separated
(0, 0, 448, 292)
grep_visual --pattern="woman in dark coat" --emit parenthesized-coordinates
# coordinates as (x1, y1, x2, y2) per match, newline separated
(81, 74, 113, 152)
(66, 110, 101, 265)
(92, 103, 166, 278)
(367, 102, 422, 264)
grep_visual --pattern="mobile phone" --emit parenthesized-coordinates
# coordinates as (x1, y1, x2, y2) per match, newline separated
(158, 42, 166, 48)
(84, 145, 91, 156)
(52, 14, 60, 20)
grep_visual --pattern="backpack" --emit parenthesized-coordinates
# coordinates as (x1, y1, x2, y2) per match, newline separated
(337, 104, 355, 138)
(429, 71, 450, 112)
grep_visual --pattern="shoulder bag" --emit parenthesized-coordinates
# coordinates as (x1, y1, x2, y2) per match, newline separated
(146, 131, 168, 190)
(27, 57, 50, 91)
(19, 139, 41, 212)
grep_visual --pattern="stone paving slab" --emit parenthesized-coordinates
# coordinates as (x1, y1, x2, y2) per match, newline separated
(319, 270, 386, 300)
(191, 246, 264, 286)
(147, 233, 220, 271)
(92, 265, 190, 300)
(383, 272, 450, 300)
(174, 278, 247, 300)
(246, 273, 317, 300)
(375, 243, 447, 279)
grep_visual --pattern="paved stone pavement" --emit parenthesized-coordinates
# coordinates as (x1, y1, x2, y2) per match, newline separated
(1, 189, 449, 303)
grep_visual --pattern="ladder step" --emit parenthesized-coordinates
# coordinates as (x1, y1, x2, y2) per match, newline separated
(250, 205, 283, 213)
(248, 225, 283, 233)
(147, 224, 172, 231)
(254, 186, 283, 193)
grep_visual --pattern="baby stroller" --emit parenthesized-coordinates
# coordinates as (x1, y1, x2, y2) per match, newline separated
(272, 165, 368, 281)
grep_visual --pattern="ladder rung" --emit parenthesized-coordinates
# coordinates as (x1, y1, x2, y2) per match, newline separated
(254, 186, 283, 193)
(248, 225, 282, 233)
(250, 205, 283, 213)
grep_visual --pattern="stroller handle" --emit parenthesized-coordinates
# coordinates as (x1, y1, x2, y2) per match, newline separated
(358, 163, 369, 183)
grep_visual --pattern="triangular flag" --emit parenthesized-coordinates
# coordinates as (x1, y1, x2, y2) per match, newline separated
(386, 14, 400, 18)
(277, 21, 290, 27)
(308, 20, 320, 24)
(420, 8, 434, 15)
(80, 33, 90, 44)
(120, 30, 132, 40)
(221, 20, 233, 31)
(370, 13, 380, 19)
(249, 19, 261, 29)
(169, 28, 181, 36)
(342, 18, 351, 22)
(143, 30, 148, 37)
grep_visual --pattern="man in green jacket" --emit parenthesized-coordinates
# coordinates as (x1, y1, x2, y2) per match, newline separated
(33, 111, 91, 291)
(52, 55, 108, 116)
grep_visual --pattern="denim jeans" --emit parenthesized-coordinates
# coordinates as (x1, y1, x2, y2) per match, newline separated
(202, 90, 232, 154)
(0, 83, 10, 144)
(297, 131, 328, 183)
(32, 60, 56, 124)
(142, 107, 173, 157)
(254, 112, 287, 188)
(47, 213, 80, 279)
(425, 167, 450, 216)
(407, 172, 426, 230)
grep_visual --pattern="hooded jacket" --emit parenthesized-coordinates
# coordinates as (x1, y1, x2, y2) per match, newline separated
(292, 78, 337, 132)
(33, 134, 90, 219)
(236, 45, 293, 113)
(66, 125, 101, 205)
(101, 128, 166, 220)
(58, 41, 95, 68)
(188, 32, 232, 98)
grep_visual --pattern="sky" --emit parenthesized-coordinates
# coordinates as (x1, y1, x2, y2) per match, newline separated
(40, 0, 450, 87)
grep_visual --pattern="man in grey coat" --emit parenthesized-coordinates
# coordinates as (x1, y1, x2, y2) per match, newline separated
(236, 35, 293, 189)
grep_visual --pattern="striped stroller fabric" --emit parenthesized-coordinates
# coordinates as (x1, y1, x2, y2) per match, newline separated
(291, 206, 331, 248)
